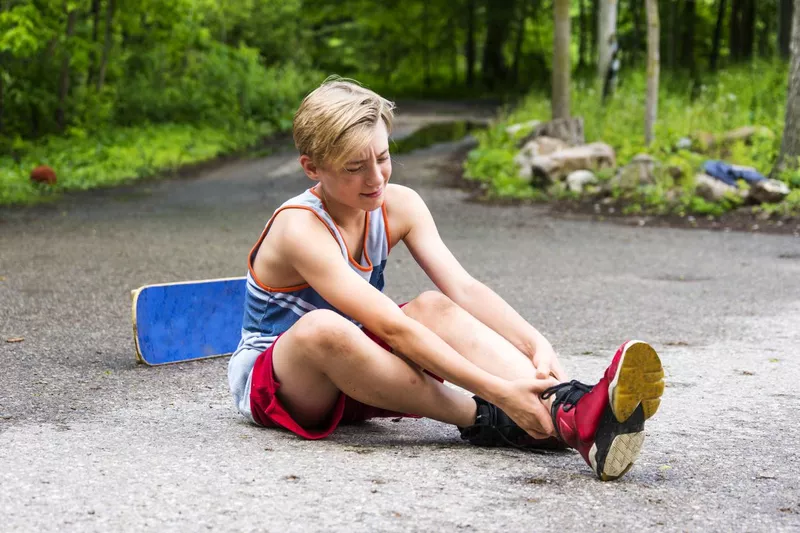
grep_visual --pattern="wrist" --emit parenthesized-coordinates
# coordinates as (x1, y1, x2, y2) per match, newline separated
(480, 376, 511, 406)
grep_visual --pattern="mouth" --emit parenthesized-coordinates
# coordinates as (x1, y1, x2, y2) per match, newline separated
(361, 188, 383, 199)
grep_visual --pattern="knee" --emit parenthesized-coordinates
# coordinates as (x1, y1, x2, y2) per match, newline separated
(292, 309, 357, 356)
(405, 290, 455, 320)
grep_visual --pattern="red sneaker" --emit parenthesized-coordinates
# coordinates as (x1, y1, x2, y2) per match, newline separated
(541, 340, 664, 481)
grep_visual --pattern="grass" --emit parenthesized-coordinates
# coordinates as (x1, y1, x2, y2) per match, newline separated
(0, 121, 274, 206)
(464, 61, 800, 217)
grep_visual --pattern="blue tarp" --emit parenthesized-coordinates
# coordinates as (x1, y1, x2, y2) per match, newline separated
(703, 160, 766, 187)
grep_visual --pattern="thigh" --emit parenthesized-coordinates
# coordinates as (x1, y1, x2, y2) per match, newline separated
(270, 325, 344, 429)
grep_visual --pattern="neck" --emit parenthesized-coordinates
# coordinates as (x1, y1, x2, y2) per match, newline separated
(315, 185, 365, 229)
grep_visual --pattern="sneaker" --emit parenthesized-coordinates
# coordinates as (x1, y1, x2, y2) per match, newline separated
(541, 340, 664, 481)
(459, 396, 568, 451)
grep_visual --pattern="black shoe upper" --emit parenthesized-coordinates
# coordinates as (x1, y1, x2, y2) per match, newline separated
(458, 396, 568, 451)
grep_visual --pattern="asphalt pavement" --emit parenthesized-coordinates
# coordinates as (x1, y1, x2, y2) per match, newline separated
(2, 107, 800, 532)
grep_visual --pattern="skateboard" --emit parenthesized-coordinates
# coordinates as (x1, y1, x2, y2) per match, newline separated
(131, 277, 246, 365)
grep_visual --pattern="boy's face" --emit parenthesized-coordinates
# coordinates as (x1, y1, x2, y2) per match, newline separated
(302, 120, 392, 212)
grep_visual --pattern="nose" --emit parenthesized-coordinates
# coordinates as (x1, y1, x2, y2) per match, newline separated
(365, 160, 383, 186)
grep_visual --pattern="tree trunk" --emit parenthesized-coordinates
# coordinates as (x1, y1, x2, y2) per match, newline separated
(666, 0, 678, 68)
(680, 0, 696, 72)
(597, 0, 618, 82)
(96, 0, 115, 91)
(631, 0, 644, 64)
(773, 0, 800, 175)
(645, 0, 660, 146)
(465, 0, 476, 87)
(741, 0, 755, 59)
(780, 0, 794, 59)
(482, 0, 516, 89)
(512, 0, 531, 83)
(710, 0, 727, 71)
(56, 7, 78, 132)
(730, 0, 742, 61)
(590, 0, 598, 65)
(578, 0, 588, 69)
(553, 0, 571, 119)
(86, 0, 101, 88)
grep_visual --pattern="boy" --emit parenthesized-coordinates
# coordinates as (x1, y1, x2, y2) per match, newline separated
(228, 78, 664, 481)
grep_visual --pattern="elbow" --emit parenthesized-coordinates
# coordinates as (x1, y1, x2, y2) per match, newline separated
(368, 311, 413, 349)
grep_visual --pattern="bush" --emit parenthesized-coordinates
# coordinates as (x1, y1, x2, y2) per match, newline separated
(465, 61, 795, 216)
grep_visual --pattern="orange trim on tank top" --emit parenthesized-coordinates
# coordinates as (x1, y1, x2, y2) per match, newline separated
(381, 201, 392, 253)
(309, 186, 373, 272)
(246, 205, 340, 293)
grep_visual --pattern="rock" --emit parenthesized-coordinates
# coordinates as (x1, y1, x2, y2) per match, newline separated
(676, 137, 693, 150)
(611, 154, 658, 190)
(506, 120, 541, 136)
(694, 173, 741, 202)
(721, 126, 774, 144)
(566, 170, 598, 193)
(666, 165, 684, 180)
(749, 179, 790, 204)
(518, 117, 585, 147)
(30, 165, 57, 185)
(527, 142, 615, 184)
(514, 136, 570, 181)
(690, 131, 717, 152)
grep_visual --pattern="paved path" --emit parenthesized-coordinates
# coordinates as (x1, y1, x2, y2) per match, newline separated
(1, 107, 800, 532)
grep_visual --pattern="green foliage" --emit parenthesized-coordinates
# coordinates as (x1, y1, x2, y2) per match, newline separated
(465, 62, 796, 216)
(0, 122, 265, 205)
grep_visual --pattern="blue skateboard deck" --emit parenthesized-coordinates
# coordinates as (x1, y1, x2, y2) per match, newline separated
(131, 277, 246, 365)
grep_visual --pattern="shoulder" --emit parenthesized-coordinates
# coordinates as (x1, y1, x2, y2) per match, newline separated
(268, 206, 337, 253)
(384, 184, 430, 242)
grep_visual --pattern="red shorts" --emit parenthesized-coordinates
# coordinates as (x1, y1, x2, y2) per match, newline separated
(249, 324, 444, 440)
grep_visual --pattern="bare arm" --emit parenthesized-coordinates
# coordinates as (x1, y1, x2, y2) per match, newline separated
(279, 210, 510, 405)
(395, 186, 565, 380)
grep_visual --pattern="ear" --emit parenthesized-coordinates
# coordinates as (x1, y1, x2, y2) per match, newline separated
(299, 155, 321, 181)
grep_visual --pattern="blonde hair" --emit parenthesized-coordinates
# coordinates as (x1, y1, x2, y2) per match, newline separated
(293, 77, 395, 168)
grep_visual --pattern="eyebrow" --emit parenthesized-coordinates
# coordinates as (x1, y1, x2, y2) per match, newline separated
(346, 148, 389, 165)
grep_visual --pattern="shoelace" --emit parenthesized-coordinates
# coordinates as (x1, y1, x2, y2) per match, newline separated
(541, 380, 593, 412)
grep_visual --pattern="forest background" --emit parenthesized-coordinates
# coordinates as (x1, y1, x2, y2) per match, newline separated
(1, 0, 798, 217)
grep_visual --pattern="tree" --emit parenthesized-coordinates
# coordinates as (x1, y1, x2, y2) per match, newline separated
(465, 0, 477, 87)
(779, 0, 794, 59)
(645, 0, 659, 146)
(597, 0, 618, 83)
(96, 0, 115, 91)
(552, 0, 570, 119)
(56, 4, 78, 132)
(482, 0, 516, 89)
(773, 0, 800, 176)
(709, 0, 727, 71)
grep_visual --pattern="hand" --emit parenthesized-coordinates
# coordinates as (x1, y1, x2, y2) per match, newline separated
(496, 376, 560, 439)
(532, 344, 567, 381)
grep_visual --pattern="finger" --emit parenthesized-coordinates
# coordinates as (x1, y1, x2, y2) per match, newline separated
(535, 359, 551, 379)
(532, 401, 555, 435)
(527, 429, 550, 440)
(528, 376, 560, 393)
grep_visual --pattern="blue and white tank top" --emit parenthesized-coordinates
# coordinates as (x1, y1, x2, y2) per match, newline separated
(227, 187, 391, 422)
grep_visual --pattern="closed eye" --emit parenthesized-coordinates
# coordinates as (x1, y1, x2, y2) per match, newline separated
(345, 156, 390, 173)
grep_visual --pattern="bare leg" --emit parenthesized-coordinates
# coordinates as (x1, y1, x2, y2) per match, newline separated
(402, 291, 566, 383)
(271, 309, 477, 429)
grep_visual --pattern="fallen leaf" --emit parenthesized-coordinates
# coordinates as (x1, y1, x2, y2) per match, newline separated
(5, 337, 24, 343)
(769, 358, 780, 363)
(659, 465, 672, 471)
(739, 370, 755, 376)
(0, 276, 6, 282)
